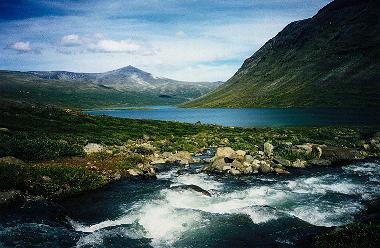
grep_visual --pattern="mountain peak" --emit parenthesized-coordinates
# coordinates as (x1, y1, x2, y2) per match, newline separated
(112, 65, 143, 72)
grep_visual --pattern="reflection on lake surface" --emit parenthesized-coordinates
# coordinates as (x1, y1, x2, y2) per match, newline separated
(86, 106, 380, 127)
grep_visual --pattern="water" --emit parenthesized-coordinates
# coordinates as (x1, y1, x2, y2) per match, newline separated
(1, 156, 379, 248)
(85, 106, 380, 127)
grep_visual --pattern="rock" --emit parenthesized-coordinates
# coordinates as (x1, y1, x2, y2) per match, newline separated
(244, 155, 254, 163)
(292, 159, 307, 168)
(211, 158, 229, 171)
(170, 184, 212, 197)
(259, 162, 272, 173)
(174, 151, 192, 161)
(0, 127, 10, 133)
(362, 143, 370, 151)
(274, 167, 290, 174)
(84, 143, 104, 155)
(264, 142, 274, 157)
(230, 168, 241, 175)
(177, 159, 189, 166)
(273, 157, 291, 167)
(113, 173, 122, 180)
(308, 159, 332, 166)
(42, 176, 51, 182)
(127, 168, 143, 176)
(320, 146, 359, 164)
(150, 158, 166, 165)
(251, 159, 261, 170)
(216, 147, 235, 158)
(370, 136, 380, 150)
(231, 160, 244, 170)
(0, 156, 24, 165)
(236, 150, 246, 157)
(203, 157, 214, 163)
(192, 157, 201, 163)
(312, 145, 323, 159)
(243, 166, 253, 174)
(161, 152, 173, 158)
(222, 165, 232, 171)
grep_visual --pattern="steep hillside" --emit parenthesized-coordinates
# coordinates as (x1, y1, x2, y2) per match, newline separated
(184, 0, 380, 108)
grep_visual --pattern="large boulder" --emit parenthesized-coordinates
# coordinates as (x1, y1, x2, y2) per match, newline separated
(230, 168, 241, 176)
(84, 143, 104, 155)
(264, 142, 274, 157)
(231, 160, 244, 171)
(292, 159, 307, 168)
(127, 168, 144, 176)
(211, 158, 229, 172)
(320, 147, 359, 165)
(216, 147, 236, 158)
(259, 161, 272, 173)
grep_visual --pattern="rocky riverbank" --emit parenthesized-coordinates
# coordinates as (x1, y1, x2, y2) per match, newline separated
(2, 132, 380, 207)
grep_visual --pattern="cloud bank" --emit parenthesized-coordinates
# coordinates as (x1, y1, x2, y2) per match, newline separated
(0, 0, 332, 81)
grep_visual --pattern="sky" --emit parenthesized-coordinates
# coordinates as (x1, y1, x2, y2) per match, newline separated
(0, 0, 331, 82)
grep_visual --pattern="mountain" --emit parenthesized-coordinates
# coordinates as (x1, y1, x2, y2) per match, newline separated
(184, 0, 380, 108)
(0, 66, 222, 108)
(29, 65, 222, 95)
(0, 68, 222, 109)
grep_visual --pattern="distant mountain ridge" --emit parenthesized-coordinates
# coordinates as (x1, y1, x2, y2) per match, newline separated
(29, 65, 222, 94)
(0, 66, 222, 108)
(184, 0, 380, 108)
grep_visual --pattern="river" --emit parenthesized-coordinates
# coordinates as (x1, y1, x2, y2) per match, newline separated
(1, 149, 379, 247)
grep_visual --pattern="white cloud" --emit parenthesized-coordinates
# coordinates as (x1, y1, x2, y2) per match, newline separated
(88, 39, 141, 53)
(61, 34, 83, 46)
(58, 33, 143, 54)
(8, 41, 32, 52)
(175, 31, 187, 38)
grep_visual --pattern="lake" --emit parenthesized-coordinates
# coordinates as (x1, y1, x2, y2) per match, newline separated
(86, 106, 380, 127)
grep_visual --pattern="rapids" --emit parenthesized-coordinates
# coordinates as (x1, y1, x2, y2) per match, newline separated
(1, 156, 379, 247)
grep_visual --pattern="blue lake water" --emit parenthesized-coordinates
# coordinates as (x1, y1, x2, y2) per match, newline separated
(86, 106, 380, 127)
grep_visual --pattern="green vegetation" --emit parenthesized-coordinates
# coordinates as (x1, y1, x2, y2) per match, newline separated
(184, 0, 380, 108)
(275, 149, 317, 161)
(0, 162, 107, 198)
(116, 154, 147, 170)
(0, 99, 379, 200)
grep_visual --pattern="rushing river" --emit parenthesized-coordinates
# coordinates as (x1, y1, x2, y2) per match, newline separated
(86, 106, 380, 127)
(1, 151, 379, 247)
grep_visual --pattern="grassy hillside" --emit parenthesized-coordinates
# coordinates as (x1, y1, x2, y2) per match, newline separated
(184, 0, 380, 108)
(0, 71, 206, 108)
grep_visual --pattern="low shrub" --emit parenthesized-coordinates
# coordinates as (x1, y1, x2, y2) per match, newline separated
(0, 135, 84, 161)
(130, 145, 154, 155)
(116, 154, 146, 169)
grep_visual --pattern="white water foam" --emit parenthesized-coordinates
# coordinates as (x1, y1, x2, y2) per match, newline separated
(72, 161, 380, 246)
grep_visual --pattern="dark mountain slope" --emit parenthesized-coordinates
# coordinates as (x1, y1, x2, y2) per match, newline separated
(184, 0, 380, 108)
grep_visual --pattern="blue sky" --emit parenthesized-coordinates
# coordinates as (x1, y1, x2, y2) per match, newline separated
(0, 0, 331, 81)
